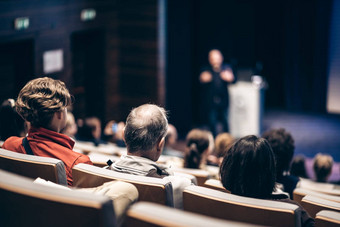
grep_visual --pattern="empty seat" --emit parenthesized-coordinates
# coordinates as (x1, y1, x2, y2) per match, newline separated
(0, 169, 116, 227)
(301, 195, 340, 218)
(0, 148, 67, 185)
(315, 210, 340, 227)
(203, 179, 229, 193)
(124, 201, 261, 227)
(183, 185, 301, 227)
(73, 163, 173, 206)
(293, 188, 340, 205)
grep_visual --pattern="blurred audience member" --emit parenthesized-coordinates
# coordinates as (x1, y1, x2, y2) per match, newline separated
(262, 128, 298, 198)
(220, 135, 314, 227)
(0, 99, 28, 141)
(76, 116, 104, 146)
(103, 120, 126, 147)
(313, 153, 333, 183)
(163, 124, 184, 158)
(208, 132, 234, 166)
(291, 155, 309, 179)
(61, 112, 78, 139)
(184, 128, 212, 169)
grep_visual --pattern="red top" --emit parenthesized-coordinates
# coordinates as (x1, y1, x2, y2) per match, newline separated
(2, 127, 93, 186)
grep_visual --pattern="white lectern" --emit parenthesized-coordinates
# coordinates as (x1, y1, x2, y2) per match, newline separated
(228, 81, 264, 138)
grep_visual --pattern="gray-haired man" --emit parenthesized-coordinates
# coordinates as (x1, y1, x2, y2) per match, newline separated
(108, 104, 191, 207)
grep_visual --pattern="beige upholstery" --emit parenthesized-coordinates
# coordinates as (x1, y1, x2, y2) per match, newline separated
(299, 178, 340, 196)
(172, 167, 209, 186)
(203, 179, 229, 193)
(293, 188, 340, 205)
(0, 148, 67, 185)
(183, 185, 301, 227)
(73, 163, 174, 206)
(88, 153, 120, 168)
(124, 201, 262, 227)
(0, 169, 116, 227)
(301, 195, 340, 218)
(315, 210, 340, 227)
(173, 171, 198, 185)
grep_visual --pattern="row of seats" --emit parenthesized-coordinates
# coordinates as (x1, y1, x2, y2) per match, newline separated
(2, 168, 340, 227)
(1, 147, 340, 226)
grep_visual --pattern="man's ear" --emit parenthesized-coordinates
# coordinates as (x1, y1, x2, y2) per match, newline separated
(157, 137, 165, 151)
(122, 127, 126, 143)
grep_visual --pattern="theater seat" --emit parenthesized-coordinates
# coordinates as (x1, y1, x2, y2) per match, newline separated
(72, 163, 174, 206)
(293, 188, 340, 205)
(88, 153, 120, 168)
(299, 178, 340, 196)
(183, 185, 301, 227)
(0, 148, 67, 185)
(315, 210, 340, 227)
(172, 167, 209, 186)
(0, 169, 116, 227)
(203, 179, 229, 193)
(301, 195, 340, 218)
(123, 201, 261, 227)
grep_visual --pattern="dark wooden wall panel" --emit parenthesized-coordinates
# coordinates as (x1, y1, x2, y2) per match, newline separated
(0, 0, 164, 124)
(116, 0, 162, 119)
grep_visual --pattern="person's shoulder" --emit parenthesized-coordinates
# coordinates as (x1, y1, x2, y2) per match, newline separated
(279, 174, 299, 184)
(74, 152, 92, 165)
(2, 136, 23, 150)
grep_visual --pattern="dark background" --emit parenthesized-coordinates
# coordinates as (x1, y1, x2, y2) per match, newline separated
(0, 0, 335, 138)
(166, 0, 333, 137)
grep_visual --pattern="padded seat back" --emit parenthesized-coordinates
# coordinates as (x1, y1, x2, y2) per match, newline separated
(301, 195, 340, 218)
(0, 169, 115, 227)
(172, 167, 209, 186)
(203, 179, 229, 193)
(293, 188, 340, 205)
(299, 178, 340, 196)
(183, 185, 301, 227)
(124, 201, 262, 227)
(315, 210, 340, 227)
(0, 148, 67, 185)
(73, 163, 173, 206)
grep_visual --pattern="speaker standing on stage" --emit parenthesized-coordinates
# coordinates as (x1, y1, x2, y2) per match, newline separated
(200, 49, 235, 136)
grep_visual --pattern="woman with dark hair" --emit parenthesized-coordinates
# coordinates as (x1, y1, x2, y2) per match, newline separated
(220, 135, 314, 226)
(184, 129, 213, 169)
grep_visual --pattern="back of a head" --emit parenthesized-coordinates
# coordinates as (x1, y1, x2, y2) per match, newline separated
(185, 129, 211, 169)
(313, 153, 333, 182)
(262, 128, 295, 176)
(76, 116, 102, 143)
(0, 99, 25, 140)
(214, 133, 234, 158)
(124, 104, 168, 154)
(220, 135, 276, 199)
(290, 155, 308, 178)
(15, 77, 72, 128)
(165, 124, 178, 147)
